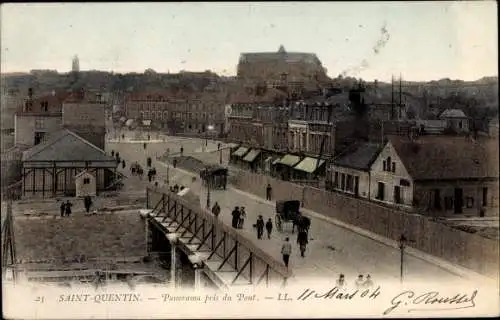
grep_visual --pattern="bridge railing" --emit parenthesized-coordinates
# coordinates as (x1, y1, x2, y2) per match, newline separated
(146, 186, 292, 287)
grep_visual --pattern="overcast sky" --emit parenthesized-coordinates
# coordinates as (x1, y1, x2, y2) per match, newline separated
(1, 2, 498, 81)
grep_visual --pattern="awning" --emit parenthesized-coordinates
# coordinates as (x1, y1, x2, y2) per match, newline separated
(232, 147, 249, 157)
(142, 120, 151, 126)
(227, 143, 239, 148)
(242, 149, 261, 162)
(277, 154, 301, 167)
(294, 157, 325, 173)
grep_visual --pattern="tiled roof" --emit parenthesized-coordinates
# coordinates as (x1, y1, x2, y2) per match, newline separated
(333, 143, 383, 171)
(22, 129, 115, 163)
(389, 135, 499, 180)
(13, 213, 147, 263)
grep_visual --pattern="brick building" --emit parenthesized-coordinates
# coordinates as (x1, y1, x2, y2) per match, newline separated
(62, 90, 107, 149)
(237, 45, 329, 85)
(124, 91, 227, 136)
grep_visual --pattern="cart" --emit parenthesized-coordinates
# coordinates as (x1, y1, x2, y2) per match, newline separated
(275, 200, 301, 232)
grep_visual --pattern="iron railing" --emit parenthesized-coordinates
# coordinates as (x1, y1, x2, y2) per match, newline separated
(146, 186, 292, 287)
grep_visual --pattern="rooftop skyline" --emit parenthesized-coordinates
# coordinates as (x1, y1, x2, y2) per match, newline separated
(1, 2, 498, 82)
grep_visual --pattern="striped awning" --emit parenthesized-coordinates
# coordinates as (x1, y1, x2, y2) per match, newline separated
(242, 149, 261, 162)
(232, 147, 249, 157)
(277, 154, 301, 167)
(294, 157, 325, 173)
(142, 120, 151, 126)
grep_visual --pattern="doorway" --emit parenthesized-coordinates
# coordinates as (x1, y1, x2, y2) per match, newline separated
(454, 188, 463, 214)
(354, 176, 359, 197)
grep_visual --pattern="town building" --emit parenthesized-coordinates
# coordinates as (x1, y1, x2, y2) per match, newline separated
(14, 89, 68, 148)
(20, 129, 117, 199)
(237, 45, 329, 85)
(62, 89, 107, 149)
(439, 108, 470, 133)
(370, 135, 498, 216)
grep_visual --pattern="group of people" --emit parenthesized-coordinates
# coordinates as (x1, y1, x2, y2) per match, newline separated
(230, 206, 247, 229)
(59, 200, 73, 217)
(336, 274, 374, 289)
(111, 150, 126, 169)
(130, 162, 144, 178)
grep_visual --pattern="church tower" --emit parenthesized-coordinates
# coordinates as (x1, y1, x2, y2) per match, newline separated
(72, 55, 80, 73)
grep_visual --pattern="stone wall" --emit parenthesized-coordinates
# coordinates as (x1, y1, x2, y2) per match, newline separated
(233, 170, 499, 277)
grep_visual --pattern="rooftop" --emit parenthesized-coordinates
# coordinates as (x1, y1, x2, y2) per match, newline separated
(439, 109, 468, 119)
(389, 135, 499, 180)
(333, 143, 383, 171)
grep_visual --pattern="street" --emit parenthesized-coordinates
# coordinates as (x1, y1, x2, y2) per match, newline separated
(106, 133, 482, 286)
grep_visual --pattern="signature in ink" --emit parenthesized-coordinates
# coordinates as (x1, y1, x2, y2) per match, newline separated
(383, 290, 477, 315)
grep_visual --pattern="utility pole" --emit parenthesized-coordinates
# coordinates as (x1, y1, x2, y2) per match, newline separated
(399, 234, 407, 284)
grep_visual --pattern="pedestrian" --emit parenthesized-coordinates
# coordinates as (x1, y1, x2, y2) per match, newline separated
(60, 201, 66, 217)
(111, 150, 115, 157)
(180, 146, 184, 156)
(147, 169, 153, 182)
(122, 159, 126, 169)
(148, 134, 151, 141)
(266, 184, 272, 201)
(238, 207, 246, 229)
(152, 167, 157, 178)
(64, 200, 73, 217)
(138, 168, 143, 180)
(256, 215, 265, 239)
(231, 207, 241, 228)
(84, 196, 93, 214)
(122, 134, 125, 140)
(336, 274, 345, 287)
(131, 164, 136, 175)
(143, 142, 147, 150)
(116, 152, 120, 159)
(281, 237, 292, 268)
(297, 230, 308, 257)
(355, 275, 365, 288)
(265, 218, 273, 239)
(363, 274, 374, 288)
(212, 202, 221, 218)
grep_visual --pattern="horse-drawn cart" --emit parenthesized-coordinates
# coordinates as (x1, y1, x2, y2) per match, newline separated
(275, 200, 311, 233)
(200, 165, 228, 190)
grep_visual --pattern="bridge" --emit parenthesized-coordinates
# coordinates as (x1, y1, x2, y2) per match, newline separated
(145, 186, 291, 289)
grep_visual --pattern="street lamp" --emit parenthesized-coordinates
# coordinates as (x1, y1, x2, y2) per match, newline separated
(399, 234, 407, 283)
(206, 176, 211, 210)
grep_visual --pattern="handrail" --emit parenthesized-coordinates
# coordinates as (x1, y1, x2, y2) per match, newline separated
(146, 186, 292, 280)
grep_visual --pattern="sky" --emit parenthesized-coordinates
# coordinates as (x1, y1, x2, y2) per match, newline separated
(1, 2, 498, 82)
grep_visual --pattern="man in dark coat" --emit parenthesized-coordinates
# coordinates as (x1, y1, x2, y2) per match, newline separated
(297, 230, 308, 257)
(84, 196, 93, 213)
(64, 200, 73, 217)
(266, 184, 272, 201)
(256, 215, 265, 239)
(265, 218, 273, 239)
(231, 207, 240, 228)
(60, 201, 66, 217)
(211, 202, 221, 218)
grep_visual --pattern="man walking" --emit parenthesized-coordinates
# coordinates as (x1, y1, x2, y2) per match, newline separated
(211, 202, 221, 218)
(265, 218, 273, 239)
(60, 201, 66, 217)
(266, 184, 272, 201)
(231, 207, 240, 229)
(281, 237, 292, 268)
(84, 196, 93, 214)
(64, 200, 73, 217)
(297, 230, 308, 257)
(238, 207, 246, 229)
(256, 215, 264, 239)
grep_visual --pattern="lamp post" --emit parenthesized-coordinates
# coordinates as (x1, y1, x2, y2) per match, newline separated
(187, 254, 203, 290)
(399, 234, 407, 284)
(166, 233, 179, 288)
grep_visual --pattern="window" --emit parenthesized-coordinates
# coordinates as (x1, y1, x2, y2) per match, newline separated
(376, 182, 385, 200)
(346, 175, 354, 192)
(83, 178, 90, 184)
(391, 162, 396, 173)
(340, 173, 346, 190)
(35, 118, 45, 129)
(394, 186, 402, 204)
(386, 157, 391, 171)
(482, 188, 488, 206)
(382, 160, 386, 171)
(334, 171, 339, 188)
(34, 132, 45, 145)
